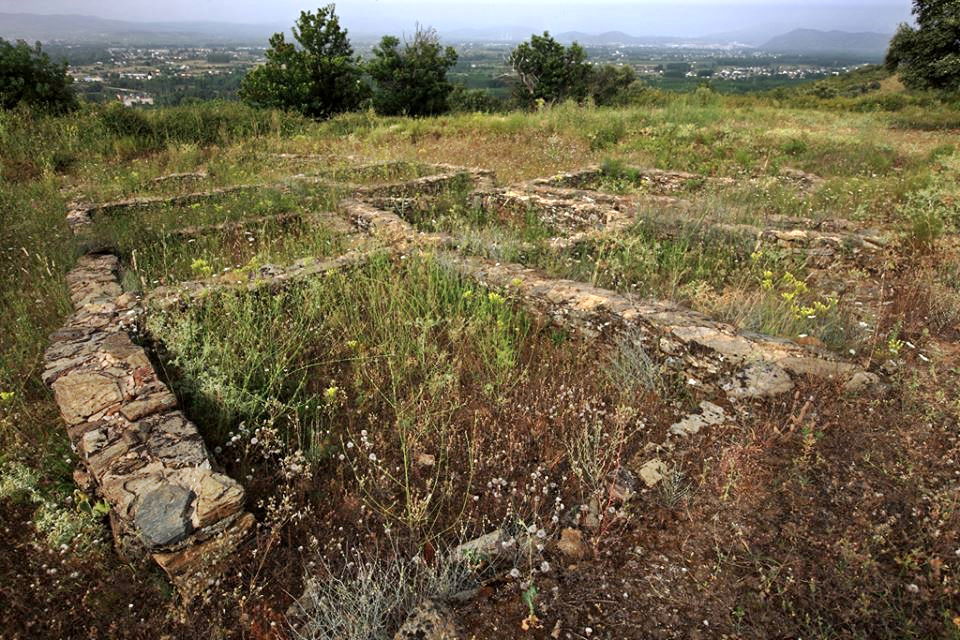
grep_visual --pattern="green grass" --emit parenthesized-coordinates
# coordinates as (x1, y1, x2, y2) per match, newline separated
(80, 183, 354, 289)
(148, 254, 535, 453)
(3, 84, 960, 638)
(386, 178, 560, 242)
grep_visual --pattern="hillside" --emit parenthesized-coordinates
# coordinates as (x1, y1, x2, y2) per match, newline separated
(2, 76, 960, 639)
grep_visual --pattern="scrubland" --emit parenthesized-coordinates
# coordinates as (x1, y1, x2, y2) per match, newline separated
(2, 85, 960, 639)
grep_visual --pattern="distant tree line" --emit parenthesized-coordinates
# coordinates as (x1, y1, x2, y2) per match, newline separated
(3, 0, 959, 119)
(238, 5, 645, 118)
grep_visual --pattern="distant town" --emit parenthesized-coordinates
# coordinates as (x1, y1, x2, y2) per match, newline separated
(57, 42, 873, 106)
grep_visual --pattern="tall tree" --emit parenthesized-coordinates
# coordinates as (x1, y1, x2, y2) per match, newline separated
(886, 0, 960, 92)
(367, 27, 459, 116)
(0, 39, 78, 114)
(589, 64, 638, 106)
(239, 5, 366, 118)
(508, 32, 591, 108)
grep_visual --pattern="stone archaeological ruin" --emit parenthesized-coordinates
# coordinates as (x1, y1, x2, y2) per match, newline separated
(46, 160, 889, 598)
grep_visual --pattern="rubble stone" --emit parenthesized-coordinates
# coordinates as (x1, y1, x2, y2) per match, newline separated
(43, 253, 252, 599)
(394, 600, 461, 640)
(638, 459, 669, 487)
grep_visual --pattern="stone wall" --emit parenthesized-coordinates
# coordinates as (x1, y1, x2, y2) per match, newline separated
(49, 161, 882, 602)
(67, 184, 262, 231)
(145, 249, 379, 312)
(479, 182, 891, 267)
(338, 190, 877, 399)
(43, 254, 254, 600)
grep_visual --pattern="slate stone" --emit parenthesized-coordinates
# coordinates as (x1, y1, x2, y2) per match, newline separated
(135, 485, 195, 547)
(51, 370, 123, 424)
(394, 599, 460, 640)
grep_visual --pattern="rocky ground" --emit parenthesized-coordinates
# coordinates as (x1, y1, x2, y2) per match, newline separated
(2, 98, 959, 639)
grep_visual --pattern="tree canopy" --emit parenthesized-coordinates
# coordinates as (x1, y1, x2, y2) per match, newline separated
(367, 27, 459, 116)
(239, 5, 366, 118)
(589, 64, 638, 106)
(508, 32, 592, 108)
(886, 0, 960, 92)
(0, 38, 78, 114)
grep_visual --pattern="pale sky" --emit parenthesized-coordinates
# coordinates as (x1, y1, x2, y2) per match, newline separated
(0, 1, 912, 37)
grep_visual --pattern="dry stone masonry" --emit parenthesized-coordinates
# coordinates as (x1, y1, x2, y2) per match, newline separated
(50, 160, 886, 601)
(334, 166, 880, 400)
(66, 184, 264, 231)
(151, 171, 209, 185)
(43, 254, 254, 600)
(481, 171, 892, 267)
(146, 249, 379, 312)
(530, 165, 729, 194)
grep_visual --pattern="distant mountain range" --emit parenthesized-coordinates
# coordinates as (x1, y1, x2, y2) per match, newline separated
(0, 13, 892, 59)
(760, 29, 892, 57)
(0, 13, 281, 45)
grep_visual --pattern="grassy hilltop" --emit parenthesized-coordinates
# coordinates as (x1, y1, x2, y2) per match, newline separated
(2, 78, 960, 639)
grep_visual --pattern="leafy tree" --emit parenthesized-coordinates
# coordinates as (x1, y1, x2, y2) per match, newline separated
(0, 38, 78, 114)
(367, 27, 459, 116)
(886, 0, 960, 92)
(239, 5, 365, 118)
(508, 32, 592, 107)
(589, 64, 637, 106)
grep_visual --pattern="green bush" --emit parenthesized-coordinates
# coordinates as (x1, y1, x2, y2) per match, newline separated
(98, 102, 154, 138)
(0, 39, 78, 115)
(901, 187, 949, 250)
(781, 138, 809, 156)
(367, 28, 459, 117)
(589, 118, 628, 151)
(239, 5, 366, 118)
(447, 86, 504, 113)
(599, 157, 641, 182)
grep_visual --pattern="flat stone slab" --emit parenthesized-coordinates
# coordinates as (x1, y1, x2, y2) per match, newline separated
(135, 484, 194, 547)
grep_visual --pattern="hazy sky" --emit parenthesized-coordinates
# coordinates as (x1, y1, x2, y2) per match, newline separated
(0, 1, 913, 36)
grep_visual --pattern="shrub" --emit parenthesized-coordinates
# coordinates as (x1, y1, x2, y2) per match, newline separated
(0, 38, 78, 114)
(588, 117, 627, 151)
(239, 5, 366, 118)
(508, 32, 591, 108)
(599, 158, 640, 183)
(447, 86, 503, 113)
(290, 545, 478, 640)
(781, 138, 809, 156)
(98, 102, 154, 138)
(367, 27, 459, 117)
(901, 187, 950, 251)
